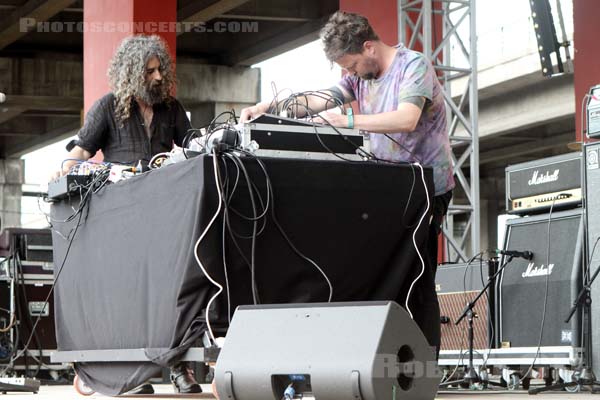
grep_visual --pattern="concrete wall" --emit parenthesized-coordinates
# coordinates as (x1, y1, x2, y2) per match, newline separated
(0, 159, 24, 229)
(177, 61, 260, 127)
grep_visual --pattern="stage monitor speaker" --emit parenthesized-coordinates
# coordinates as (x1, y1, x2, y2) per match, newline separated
(584, 143, 600, 377)
(436, 260, 496, 351)
(496, 208, 583, 349)
(215, 301, 439, 400)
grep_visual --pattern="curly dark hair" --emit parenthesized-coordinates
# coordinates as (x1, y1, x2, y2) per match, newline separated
(320, 11, 379, 63)
(107, 34, 176, 124)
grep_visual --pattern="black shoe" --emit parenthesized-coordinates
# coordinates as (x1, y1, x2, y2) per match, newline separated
(127, 383, 154, 395)
(170, 362, 202, 394)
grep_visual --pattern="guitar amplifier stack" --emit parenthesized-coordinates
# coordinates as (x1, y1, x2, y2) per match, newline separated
(479, 153, 585, 368)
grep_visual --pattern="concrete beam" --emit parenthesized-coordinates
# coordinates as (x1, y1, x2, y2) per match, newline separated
(3, 95, 82, 112)
(454, 74, 574, 138)
(479, 132, 574, 166)
(220, 14, 311, 22)
(0, 0, 78, 50)
(177, 63, 260, 104)
(223, 17, 325, 66)
(178, 0, 251, 27)
(0, 107, 25, 124)
(4, 120, 79, 158)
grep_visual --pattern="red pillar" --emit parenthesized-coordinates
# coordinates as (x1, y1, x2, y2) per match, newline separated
(339, 0, 398, 44)
(83, 0, 177, 113)
(574, 0, 600, 143)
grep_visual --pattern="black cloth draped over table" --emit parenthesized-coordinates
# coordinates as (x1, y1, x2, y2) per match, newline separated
(50, 154, 436, 395)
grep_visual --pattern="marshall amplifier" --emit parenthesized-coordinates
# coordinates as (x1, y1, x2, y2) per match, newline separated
(496, 208, 583, 349)
(435, 260, 496, 351)
(506, 152, 581, 215)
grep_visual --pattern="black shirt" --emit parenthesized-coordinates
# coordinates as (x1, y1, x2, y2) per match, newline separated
(67, 93, 192, 165)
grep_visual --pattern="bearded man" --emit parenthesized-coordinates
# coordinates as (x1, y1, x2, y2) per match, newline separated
(59, 34, 191, 174)
(56, 35, 199, 394)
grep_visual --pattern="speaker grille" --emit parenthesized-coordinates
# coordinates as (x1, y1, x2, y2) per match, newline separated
(498, 209, 582, 348)
(436, 261, 495, 351)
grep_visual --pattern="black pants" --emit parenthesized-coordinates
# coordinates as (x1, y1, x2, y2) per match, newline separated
(411, 190, 452, 352)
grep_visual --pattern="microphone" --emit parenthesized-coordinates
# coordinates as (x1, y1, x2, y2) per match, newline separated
(0, 93, 5, 103)
(496, 249, 534, 260)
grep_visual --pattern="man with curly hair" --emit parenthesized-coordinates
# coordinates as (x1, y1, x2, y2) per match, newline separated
(241, 11, 454, 353)
(58, 34, 192, 175)
(56, 35, 199, 394)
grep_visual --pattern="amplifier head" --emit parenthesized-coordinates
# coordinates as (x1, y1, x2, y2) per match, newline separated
(505, 152, 581, 215)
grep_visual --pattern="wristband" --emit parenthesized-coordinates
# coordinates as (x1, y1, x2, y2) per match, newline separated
(346, 108, 354, 129)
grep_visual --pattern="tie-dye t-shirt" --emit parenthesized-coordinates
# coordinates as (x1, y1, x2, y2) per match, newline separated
(336, 45, 455, 196)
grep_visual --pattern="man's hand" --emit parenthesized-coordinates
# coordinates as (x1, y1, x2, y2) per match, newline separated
(240, 102, 270, 123)
(48, 159, 79, 182)
(313, 111, 350, 128)
(49, 170, 63, 182)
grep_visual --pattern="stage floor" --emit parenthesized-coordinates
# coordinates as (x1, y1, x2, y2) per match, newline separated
(13, 384, 599, 399)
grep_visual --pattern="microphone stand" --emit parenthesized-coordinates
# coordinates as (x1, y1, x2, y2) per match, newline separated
(439, 255, 517, 390)
(528, 260, 600, 394)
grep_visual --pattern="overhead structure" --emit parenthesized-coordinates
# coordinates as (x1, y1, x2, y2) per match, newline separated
(398, 0, 479, 261)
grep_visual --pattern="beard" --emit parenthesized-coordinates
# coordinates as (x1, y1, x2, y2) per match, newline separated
(361, 71, 377, 80)
(360, 58, 380, 80)
(136, 80, 165, 105)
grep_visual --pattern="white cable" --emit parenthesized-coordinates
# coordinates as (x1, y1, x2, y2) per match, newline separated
(405, 162, 431, 319)
(193, 150, 224, 344)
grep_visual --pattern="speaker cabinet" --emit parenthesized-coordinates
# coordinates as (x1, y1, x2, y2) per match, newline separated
(436, 261, 496, 351)
(497, 209, 583, 348)
(215, 302, 439, 400)
(0, 279, 57, 370)
(584, 143, 600, 376)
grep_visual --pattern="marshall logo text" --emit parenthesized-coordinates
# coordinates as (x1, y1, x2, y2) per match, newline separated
(528, 169, 560, 186)
(522, 263, 554, 278)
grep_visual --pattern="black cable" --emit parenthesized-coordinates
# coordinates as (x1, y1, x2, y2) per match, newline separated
(238, 150, 333, 302)
(215, 155, 262, 305)
(279, 102, 420, 228)
(520, 200, 556, 384)
(15, 252, 43, 378)
(441, 253, 483, 384)
(2, 176, 92, 377)
(221, 152, 260, 304)
(479, 255, 496, 372)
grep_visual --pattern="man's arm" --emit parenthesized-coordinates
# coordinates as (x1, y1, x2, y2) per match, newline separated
(316, 96, 426, 133)
(239, 88, 352, 122)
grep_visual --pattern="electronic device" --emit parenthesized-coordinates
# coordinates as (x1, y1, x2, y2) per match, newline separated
(47, 174, 92, 201)
(215, 302, 439, 400)
(505, 152, 581, 215)
(249, 113, 328, 127)
(239, 121, 370, 161)
(587, 84, 600, 138)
